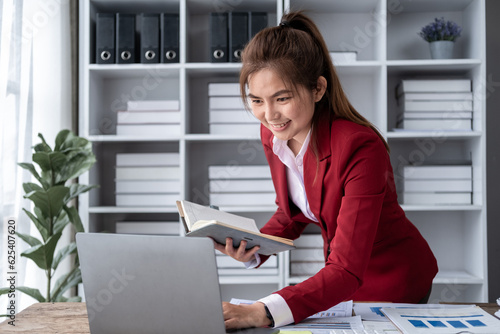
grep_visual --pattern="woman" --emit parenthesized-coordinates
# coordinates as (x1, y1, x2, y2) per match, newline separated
(214, 11, 438, 329)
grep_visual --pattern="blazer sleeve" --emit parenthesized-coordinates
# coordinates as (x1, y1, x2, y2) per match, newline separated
(275, 130, 389, 323)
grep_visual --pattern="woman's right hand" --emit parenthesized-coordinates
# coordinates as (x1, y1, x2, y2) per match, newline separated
(213, 237, 260, 263)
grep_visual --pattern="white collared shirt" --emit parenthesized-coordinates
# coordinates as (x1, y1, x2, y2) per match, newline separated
(255, 130, 318, 327)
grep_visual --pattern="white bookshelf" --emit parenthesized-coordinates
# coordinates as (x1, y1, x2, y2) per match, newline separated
(79, 0, 487, 303)
(283, 0, 487, 303)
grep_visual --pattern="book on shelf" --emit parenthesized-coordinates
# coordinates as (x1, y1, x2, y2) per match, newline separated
(208, 82, 240, 96)
(115, 166, 180, 180)
(396, 79, 471, 97)
(116, 152, 180, 166)
(399, 92, 473, 101)
(115, 180, 181, 193)
(208, 110, 259, 124)
(292, 234, 323, 248)
(398, 111, 472, 120)
(116, 193, 180, 206)
(290, 261, 324, 276)
(126, 99, 180, 111)
(215, 253, 277, 268)
(398, 99, 473, 112)
(329, 51, 357, 64)
(290, 248, 325, 262)
(209, 165, 272, 179)
(209, 192, 276, 207)
(115, 221, 180, 235)
(403, 179, 472, 193)
(403, 165, 472, 179)
(396, 118, 471, 131)
(400, 192, 472, 205)
(218, 268, 279, 276)
(209, 96, 246, 110)
(176, 200, 295, 256)
(209, 123, 260, 136)
(117, 110, 181, 124)
(209, 179, 274, 193)
(116, 124, 181, 136)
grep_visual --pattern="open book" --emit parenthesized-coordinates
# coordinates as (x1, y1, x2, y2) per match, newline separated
(176, 200, 295, 256)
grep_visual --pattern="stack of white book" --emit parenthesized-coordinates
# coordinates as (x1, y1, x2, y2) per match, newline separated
(115, 152, 181, 206)
(208, 83, 260, 136)
(208, 165, 275, 208)
(215, 250, 278, 276)
(395, 79, 473, 131)
(116, 100, 181, 136)
(115, 221, 180, 235)
(400, 165, 472, 205)
(289, 234, 324, 277)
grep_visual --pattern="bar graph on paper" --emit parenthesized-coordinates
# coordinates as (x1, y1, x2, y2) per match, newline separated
(381, 306, 500, 333)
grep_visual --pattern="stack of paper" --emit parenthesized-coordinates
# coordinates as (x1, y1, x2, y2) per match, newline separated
(289, 234, 324, 277)
(208, 165, 275, 207)
(395, 79, 473, 131)
(399, 165, 472, 205)
(115, 152, 181, 206)
(215, 250, 278, 276)
(208, 83, 260, 136)
(116, 99, 181, 136)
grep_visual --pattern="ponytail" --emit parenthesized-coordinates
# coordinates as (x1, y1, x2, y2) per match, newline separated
(240, 10, 389, 153)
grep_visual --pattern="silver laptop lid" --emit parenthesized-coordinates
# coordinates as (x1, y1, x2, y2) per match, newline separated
(76, 233, 226, 334)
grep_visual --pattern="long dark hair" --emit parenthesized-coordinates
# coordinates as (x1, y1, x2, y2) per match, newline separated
(239, 11, 389, 154)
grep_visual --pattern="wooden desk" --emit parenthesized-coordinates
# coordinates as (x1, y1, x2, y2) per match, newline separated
(1, 302, 498, 333)
(0, 303, 89, 333)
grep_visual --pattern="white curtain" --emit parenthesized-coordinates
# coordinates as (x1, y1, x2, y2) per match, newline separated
(0, 0, 73, 312)
(0, 0, 34, 311)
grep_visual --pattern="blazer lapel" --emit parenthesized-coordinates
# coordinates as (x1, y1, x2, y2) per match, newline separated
(303, 118, 331, 223)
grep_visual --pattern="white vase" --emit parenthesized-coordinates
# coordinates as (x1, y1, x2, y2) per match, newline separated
(429, 40, 455, 59)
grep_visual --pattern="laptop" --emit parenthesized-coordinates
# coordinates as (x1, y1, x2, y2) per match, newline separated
(76, 233, 279, 334)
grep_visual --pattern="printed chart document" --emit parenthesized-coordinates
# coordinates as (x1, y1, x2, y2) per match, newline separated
(176, 200, 294, 256)
(381, 306, 500, 333)
(353, 302, 476, 322)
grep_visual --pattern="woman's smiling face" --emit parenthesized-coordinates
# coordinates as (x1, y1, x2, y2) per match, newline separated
(247, 68, 325, 148)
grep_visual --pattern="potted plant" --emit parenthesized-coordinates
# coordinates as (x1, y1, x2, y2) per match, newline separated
(0, 129, 97, 304)
(418, 17, 462, 59)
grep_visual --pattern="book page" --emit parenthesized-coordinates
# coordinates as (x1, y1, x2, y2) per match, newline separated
(180, 200, 260, 233)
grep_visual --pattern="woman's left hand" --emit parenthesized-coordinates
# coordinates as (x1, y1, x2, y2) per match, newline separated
(222, 301, 272, 329)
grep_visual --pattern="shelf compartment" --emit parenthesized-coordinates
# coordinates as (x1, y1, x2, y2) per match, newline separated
(407, 210, 486, 282)
(285, 0, 385, 61)
(387, 0, 484, 61)
(87, 212, 181, 234)
(186, 0, 278, 63)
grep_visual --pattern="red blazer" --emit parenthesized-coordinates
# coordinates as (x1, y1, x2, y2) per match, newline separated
(259, 117, 438, 323)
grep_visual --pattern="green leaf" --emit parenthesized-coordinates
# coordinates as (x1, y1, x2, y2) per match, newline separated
(65, 183, 99, 204)
(22, 208, 49, 241)
(52, 242, 77, 270)
(22, 182, 43, 193)
(25, 186, 69, 220)
(16, 286, 46, 303)
(17, 163, 49, 189)
(53, 210, 71, 236)
(15, 231, 42, 247)
(54, 129, 72, 151)
(58, 151, 96, 182)
(63, 205, 85, 233)
(21, 232, 62, 270)
(33, 151, 67, 174)
(51, 267, 82, 302)
(0, 287, 12, 296)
